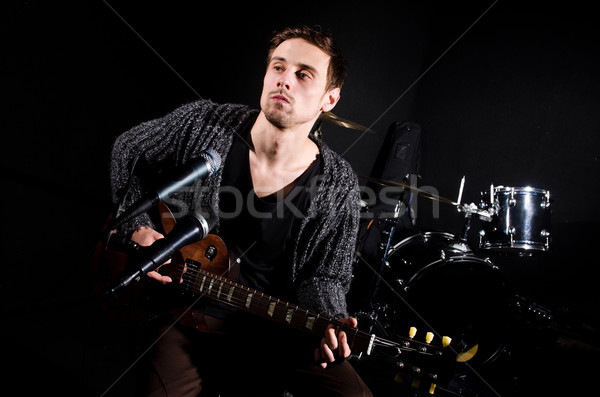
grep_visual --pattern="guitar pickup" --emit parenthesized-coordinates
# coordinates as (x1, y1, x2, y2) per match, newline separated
(180, 258, 202, 295)
(185, 258, 202, 271)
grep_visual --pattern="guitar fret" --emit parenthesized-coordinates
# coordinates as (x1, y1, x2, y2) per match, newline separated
(235, 286, 245, 306)
(230, 283, 243, 306)
(253, 292, 265, 317)
(273, 300, 284, 322)
(259, 293, 268, 317)
(278, 302, 292, 325)
(267, 301, 276, 317)
(305, 315, 316, 331)
(285, 308, 294, 323)
(245, 292, 253, 309)
(291, 307, 308, 330)
(226, 285, 234, 302)
(269, 300, 287, 323)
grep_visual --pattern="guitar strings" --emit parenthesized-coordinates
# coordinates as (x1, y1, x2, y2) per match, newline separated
(180, 265, 424, 354)
(172, 250, 453, 374)
(177, 251, 454, 355)
(138, 245, 445, 390)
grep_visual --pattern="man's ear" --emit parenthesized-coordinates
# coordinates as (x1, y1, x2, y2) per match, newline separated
(321, 87, 341, 112)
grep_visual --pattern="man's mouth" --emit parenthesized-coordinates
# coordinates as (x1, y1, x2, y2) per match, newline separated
(271, 94, 290, 104)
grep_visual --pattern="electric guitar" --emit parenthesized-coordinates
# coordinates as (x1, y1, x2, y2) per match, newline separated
(92, 204, 457, 394)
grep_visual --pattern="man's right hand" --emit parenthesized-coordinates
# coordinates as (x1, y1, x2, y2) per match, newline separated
(130, 226, 173, 284)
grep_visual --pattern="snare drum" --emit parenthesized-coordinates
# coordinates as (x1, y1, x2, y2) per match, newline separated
(479, 186, 551, 255)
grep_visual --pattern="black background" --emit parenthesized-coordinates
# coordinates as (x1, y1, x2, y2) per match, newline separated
(2, 1, 599, 396)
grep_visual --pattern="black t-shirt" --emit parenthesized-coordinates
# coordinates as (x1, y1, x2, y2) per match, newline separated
(206, 115, 322, 319)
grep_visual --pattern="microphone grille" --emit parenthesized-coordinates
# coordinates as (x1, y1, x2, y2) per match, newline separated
(194, 206, 218, 232)
(201, 150, 221, 175)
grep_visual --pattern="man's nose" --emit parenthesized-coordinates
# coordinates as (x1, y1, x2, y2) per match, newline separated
(277, 74, 291, 90)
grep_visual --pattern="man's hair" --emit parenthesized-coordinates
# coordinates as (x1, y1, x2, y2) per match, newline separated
(267, 26, 347, 91)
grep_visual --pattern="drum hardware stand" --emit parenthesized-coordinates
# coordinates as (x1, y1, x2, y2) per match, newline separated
(357, 200, 406, 335)
(454, 177, 496, 249)
(370, 200, 403, 306)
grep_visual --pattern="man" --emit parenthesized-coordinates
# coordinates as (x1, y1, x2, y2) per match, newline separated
(110, 26, 372, 396)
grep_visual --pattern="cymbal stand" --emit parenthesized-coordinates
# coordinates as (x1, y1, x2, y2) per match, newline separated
(357, 197, 406, 335)
(456, 176, 471, 243)
(369, 200, 402, 308)
(455, 177, 495, 244)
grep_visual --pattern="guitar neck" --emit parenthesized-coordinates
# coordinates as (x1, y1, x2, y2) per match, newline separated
(179, 260, 376, 356)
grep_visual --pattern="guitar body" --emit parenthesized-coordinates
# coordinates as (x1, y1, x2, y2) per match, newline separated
(91, 215, 148, 323)
(92, 203, 233, 332)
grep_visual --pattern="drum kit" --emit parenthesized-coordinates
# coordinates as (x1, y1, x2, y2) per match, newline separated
(349, 175, 552, 386)
(319, 113, 554, 385)
(315, 112, 551, 395)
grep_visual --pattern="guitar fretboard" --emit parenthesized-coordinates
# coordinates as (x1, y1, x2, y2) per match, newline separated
(179, 259, 375, 356)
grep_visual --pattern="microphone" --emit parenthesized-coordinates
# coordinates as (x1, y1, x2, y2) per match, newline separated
(106, 210, 217, 295)
(111, 150, 221, 229)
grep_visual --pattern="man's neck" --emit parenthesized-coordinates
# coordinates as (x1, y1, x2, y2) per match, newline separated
(248, 112, 320, 198)
(250, 112, 318, 168)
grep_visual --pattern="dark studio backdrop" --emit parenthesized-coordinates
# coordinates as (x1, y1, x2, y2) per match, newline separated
(2, 1, 599, 396)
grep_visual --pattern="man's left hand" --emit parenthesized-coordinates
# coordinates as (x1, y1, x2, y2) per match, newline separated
(315, 317, 358, 368)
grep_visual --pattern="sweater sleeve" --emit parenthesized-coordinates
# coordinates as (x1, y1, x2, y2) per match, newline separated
(110, 99, 257, 235)
(294, 144, 361, 319)
(109, 100, 230, 234)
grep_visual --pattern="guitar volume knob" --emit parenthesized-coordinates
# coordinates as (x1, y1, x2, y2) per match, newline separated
(205, 245, 217, 260)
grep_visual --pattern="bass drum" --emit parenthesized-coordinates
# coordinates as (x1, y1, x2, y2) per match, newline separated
(371, 231, 511, 372)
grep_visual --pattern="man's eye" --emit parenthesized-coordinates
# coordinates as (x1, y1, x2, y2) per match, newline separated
(297, 71, 310, 80)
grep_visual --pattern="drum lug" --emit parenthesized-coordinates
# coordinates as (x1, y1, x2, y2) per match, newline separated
(542, 191, 551, 209)
(540, 229, 550, 238)
(541, 229, 551, 250)
(483, 257, 495, 266)
(509, 188, 516, 207)
(396, 278, 408, 291)
(509, 227, 516, 245)
(478, 229, 485, 248)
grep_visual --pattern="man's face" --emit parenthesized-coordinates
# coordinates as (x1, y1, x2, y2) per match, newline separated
(260, 38, 340, 130)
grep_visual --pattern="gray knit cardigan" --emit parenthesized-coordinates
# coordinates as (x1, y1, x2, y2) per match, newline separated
(110, 99, 361, 319)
